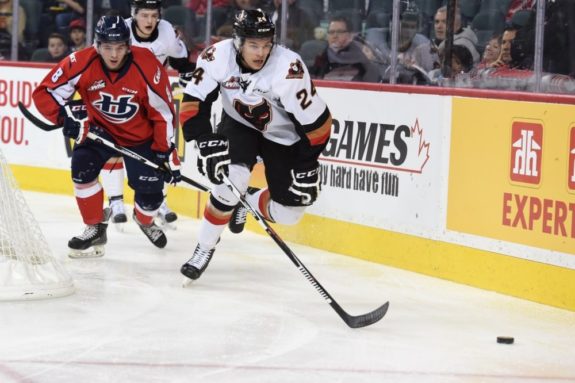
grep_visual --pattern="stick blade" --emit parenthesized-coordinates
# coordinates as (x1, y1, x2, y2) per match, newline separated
(18, 102, 60, 131)
(345, 301, 390, 329)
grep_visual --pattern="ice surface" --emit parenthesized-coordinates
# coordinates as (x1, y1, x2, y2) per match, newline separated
(0, 192, 573, 383)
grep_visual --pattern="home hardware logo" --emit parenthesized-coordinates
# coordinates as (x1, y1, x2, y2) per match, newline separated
(510, 121, 543, 185)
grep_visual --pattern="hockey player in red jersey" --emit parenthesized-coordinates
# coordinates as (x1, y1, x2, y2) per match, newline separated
(101, 0, 196, 230)
(179, 9, 332, 281)
(32, 15, 180, 257)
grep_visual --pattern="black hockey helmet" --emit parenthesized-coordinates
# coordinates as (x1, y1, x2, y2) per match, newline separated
(94, 15, 131, 45)
(232, 8, 275, 50)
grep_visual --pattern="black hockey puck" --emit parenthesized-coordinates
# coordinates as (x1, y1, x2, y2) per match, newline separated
(497, 336, 514, 344)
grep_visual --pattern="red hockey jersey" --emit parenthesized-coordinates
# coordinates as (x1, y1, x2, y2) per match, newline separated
(33, 46, 175, 152)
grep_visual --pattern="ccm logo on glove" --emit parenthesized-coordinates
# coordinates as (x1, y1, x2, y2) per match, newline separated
(294, 168, 319, 179)
(198, 139, 228, 149)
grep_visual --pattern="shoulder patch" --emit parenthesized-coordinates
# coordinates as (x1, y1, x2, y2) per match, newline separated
(201, 45, 216, 62)
(286, 59, 305, 79)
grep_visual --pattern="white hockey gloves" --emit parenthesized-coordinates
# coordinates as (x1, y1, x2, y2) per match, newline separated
(196, 133, 231, 185)
(287, 164, 321, 206)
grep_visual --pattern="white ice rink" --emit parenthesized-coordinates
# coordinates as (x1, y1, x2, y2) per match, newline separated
(1, 191, 574, 383)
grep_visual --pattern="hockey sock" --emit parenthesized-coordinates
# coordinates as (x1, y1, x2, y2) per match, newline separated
(200, 197, 234, 248)
(248, 188, 305, 225)
(134, 203, 155, 226)
(246, 188, 273, 221)
(74, 181, 104, 225)
(101, 156, 125, 198)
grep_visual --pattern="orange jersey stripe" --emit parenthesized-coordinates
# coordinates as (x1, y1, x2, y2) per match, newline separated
(179, 101, 200, 123)
(306, 115, 332, 146)
(204, 203, 232, 225)
(258, 189, 272, 221)
(102, 160, 124, 171)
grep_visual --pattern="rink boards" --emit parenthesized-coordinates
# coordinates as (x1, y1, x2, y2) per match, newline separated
(1, 62, 574, 311)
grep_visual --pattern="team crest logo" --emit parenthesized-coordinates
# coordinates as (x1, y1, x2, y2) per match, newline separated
(93, 93, 139, 123)
(201, 45, 216, 62)
(222, 76, 241, 89)
(233, 99, 272, 131)
(88, 79, 106, 91)
(286, 59, 305, 79)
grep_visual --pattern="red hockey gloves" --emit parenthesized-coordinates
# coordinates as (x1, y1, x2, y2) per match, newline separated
(59, 101, 90, 144)
(153, 146, 182, 185)
(287, 164, 321, 206)
(196, 133, 230, 185)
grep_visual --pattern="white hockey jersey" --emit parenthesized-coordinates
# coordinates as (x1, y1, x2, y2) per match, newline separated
(125, 18, 188, 65)
(183, 39, 329, 146)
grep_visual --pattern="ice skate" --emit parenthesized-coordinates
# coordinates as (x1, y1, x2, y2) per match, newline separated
(181, 244, 215, 284)
(157, 200, 178, 230)
(109, 196, 127, 232)
(68, 208, 111, 258)
(133, 210, 167, 248)
(228, 187, 258, 234)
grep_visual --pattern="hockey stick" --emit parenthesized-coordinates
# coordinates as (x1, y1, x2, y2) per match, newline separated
(221, 174, 389, 328)
(17, 101, 210, 192)
(20, 102, 389, 326)
(18, 102, 60, 131)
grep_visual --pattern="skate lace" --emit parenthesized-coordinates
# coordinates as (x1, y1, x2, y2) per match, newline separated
(110, 199, 126, 216)
(234, 206, 248, 224)
(78, 225, 99, 240)
(142, 224, 163, 242)
(190, 246, 213, 269)
(158, 201, 171, 217)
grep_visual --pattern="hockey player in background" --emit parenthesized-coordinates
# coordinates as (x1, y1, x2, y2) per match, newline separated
(179, 9, 332, 281)
(100, 0, 195, 230)
(32, 15, 181, 257)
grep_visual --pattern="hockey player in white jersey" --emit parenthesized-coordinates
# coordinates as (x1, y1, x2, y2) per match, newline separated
(101, 0, 195, 230)
(179, 9, 332, 281)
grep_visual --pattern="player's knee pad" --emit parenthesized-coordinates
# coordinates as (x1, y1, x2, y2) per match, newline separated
(71, 146, 103, 184)
(211, 164, 251, 207)
(268, 202, 306, 225)
(134, 192, 163, 212)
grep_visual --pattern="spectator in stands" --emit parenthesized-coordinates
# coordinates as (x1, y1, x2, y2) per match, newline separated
(46, 32, 69, 62)
(365, 1, 436, 83)
(309, 14, 380, 83)
(499, 27, 518, 67)
(270, 0, 315, 51)
(432, 3, 447, 47)
(0, 0, 26, 42)
(20, 0, 41, 48)
(68, 18, 86, 52)
(95, 0, 130, 19)
(433, 5, 480, 64)
(42, 0, 86, 35)
(219, 0, 261, 31)
(186, 0, 230, 33)
(474, 33, 501, 70)
(505, 0, 536, 23)
(186, 0, 230, 14)
(429, 44, 474, 84)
